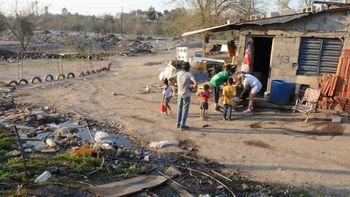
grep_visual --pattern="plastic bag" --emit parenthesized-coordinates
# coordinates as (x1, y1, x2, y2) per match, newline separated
(160, 103, 167, 113)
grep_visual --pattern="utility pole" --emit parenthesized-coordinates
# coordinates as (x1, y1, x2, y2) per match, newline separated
(35, 1, 38, 15)
(120, 6, 123, 34)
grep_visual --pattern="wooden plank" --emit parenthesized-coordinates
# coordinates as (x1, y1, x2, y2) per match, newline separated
(324, 76, 332, 95)
(328, 75, 338, 97)
(342, 49, 350, 57)
(321, 75, 327, 94)
(347, 79, 350, 99)
(341, 57, 349, 78)
(336, 57, 343, 76)
(169, 182, 194, 197)
(88, 175, 167, 197)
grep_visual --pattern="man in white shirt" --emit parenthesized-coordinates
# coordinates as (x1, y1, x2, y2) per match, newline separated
(170, 62, 197, 131)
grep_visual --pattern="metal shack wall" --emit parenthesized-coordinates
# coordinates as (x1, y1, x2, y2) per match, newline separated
(236, 9, 350, 91)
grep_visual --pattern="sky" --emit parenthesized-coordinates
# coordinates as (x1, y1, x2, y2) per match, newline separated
(0, 0, 175, 16)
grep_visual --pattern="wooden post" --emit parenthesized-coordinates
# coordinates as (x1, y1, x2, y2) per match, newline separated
(12, 126, 29, 182)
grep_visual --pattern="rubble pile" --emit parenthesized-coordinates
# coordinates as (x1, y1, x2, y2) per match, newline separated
(0, 87, 15, 112)
(116, 39, 153, 56)
(0, 101, 311, 196)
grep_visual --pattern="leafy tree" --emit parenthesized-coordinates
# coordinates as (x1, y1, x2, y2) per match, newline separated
(300, 0, 313, 6)
(278, 0, 292, 11)
(4, 8, 37, 79)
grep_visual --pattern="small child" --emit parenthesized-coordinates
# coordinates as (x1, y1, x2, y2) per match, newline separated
(197, 84, 210, 120)
(222, 77, 236, 120)
(162, 78, 173, 115)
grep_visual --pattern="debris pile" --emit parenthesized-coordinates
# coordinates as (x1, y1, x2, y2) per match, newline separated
(116, 39, 153, 56)
(0, 103, 312, 196)
(0, 87, 15, 112)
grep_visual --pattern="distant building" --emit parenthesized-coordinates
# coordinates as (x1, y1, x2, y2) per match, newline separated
(62, 8, 68, 16)
(44, 6, 49, 15)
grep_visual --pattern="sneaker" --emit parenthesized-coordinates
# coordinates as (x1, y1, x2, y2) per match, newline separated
(176, 125, 180, 128)
(243, 108, 252, 113)
(180, 125, 189, 131)
(223, 118, 227, 121)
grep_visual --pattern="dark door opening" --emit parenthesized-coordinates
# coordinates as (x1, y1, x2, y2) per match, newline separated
(252, 37, 273, 94)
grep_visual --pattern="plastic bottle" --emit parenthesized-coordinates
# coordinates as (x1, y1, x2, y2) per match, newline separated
(45, 138, 56, 148)
(149, 141, 172, 148)
(34, 171, 51, 183)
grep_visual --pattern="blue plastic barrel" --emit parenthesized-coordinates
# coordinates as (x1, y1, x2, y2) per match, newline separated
(270, 80, 293, 105)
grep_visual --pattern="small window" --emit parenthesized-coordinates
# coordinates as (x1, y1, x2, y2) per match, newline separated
(298, 38, 342, 75)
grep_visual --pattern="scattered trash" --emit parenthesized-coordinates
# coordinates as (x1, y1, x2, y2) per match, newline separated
(143, 155, 150, 162)
(242, 183, 249, 191)
(94, 131, 112, 144)
(331, 115, 342, 123)
(45, 138, 57, 148)
(165, 166, 183, 178)
(34, 171, 52, 183)
(5, 150, 21, 157)
(73, 146, 93, 157)
(41, 149, 58, 153)
(202, 124, 210, 128)
(149, 141, 172, 149)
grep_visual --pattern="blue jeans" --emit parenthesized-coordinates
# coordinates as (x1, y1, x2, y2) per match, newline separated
(212, 86, 220, 109)
(177, 96, 191, 127)
(223, 104, 232, 119)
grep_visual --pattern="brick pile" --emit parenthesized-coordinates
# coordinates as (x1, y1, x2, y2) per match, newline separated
(319, 49, 350, 111)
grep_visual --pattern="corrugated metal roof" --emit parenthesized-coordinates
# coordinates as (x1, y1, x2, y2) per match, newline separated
(239, 13, 309, 26)
(182, 13, 309, 37)
(181, 23, 238, 37)
(181, 7, 350, 37)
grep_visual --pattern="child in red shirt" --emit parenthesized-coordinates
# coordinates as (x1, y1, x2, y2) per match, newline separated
(197, 84, 210, 120)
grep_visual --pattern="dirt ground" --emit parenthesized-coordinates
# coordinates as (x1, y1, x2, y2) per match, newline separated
(3, 51, 350, 196)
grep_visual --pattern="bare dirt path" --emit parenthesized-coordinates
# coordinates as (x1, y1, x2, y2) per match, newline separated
(9, 51, 350, 195)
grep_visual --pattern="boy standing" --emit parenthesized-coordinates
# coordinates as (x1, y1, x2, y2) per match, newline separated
(222, 77, 236, 120)
(197, 84, 210, 120)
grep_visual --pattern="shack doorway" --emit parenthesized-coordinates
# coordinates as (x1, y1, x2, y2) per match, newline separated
(252, 37, 273, 94)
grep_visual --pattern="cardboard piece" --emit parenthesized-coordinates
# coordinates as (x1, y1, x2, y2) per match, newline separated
(88, 175, 167, 197)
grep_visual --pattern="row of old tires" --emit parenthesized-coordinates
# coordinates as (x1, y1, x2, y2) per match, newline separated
(7, 65, 111, 87)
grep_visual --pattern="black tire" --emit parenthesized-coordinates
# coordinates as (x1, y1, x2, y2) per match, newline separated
(44, 74, 54, 82)
(18, 79, 29, 85)
(86, 71, 91, 75)
(91, 70, 96, 74)
(7, 80, 18, 86)
(56, 74, 66, 81)
(31, 77, 42, 84)
(67, 72, 75, 79)
(78, 72, 85, 77)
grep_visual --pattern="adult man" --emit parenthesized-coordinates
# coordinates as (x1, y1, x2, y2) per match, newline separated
(170, 62, 197, 131)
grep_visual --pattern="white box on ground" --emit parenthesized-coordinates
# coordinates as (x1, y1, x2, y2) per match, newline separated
(176, 47, 188, 62)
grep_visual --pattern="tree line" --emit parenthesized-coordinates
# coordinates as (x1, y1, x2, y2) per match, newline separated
(0, 0, 315, 37)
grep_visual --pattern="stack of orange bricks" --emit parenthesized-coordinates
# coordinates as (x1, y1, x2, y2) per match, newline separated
(329, 49, 350, 112)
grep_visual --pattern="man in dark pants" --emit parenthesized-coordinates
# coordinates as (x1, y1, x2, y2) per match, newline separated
(209, 64, 232, 111)
(170, 62, 197, 131)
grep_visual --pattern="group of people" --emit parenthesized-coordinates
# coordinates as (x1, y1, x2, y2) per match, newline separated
(161, 61, 262, 131)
